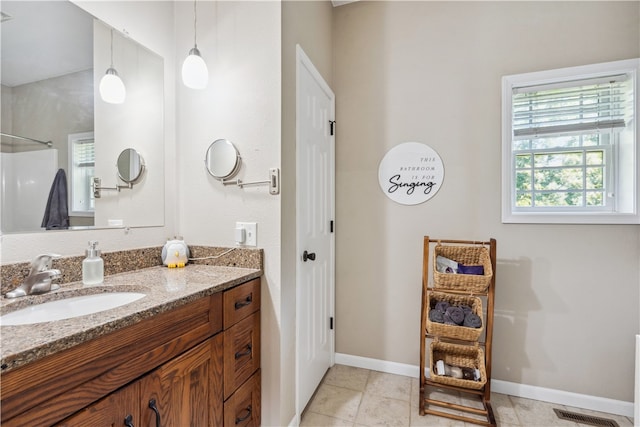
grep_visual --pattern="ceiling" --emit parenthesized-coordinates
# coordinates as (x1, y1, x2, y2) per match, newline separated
(331, 1, 359, 6)
(1, 1, 93, 87)
(1, 0, 353, 88)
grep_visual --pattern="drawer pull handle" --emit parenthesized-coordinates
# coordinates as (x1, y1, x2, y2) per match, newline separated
(235, 405, 252, 424)
(235, 295, 253, 310)
(124, 414, 135, 427)
(235, 344, 252, 359)
(148, 398, 161, 427)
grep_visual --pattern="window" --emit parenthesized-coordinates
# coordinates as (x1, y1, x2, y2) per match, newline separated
(68, 132, 95, 217)
(502, 59, 640, 224)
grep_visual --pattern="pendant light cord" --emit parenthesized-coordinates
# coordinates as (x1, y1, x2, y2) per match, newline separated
(109, 29, 114, 68)
(193, 0, 198, 49)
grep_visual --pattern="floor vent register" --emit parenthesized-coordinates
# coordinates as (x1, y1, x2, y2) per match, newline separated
(553, 408, 619, 427)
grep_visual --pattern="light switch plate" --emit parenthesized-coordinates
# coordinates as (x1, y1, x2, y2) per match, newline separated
(236, 222, 257, 246)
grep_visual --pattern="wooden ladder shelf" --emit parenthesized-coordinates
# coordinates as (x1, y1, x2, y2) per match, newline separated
(419, 236, 497, 426)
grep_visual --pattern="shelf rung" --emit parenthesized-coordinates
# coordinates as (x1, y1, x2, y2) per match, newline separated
(421, 391, 497, 427)
(426, 286, 489, 296)
(424, 333, 488, 346)
(424, 379, 486, 395)
(424, 398, 487, 416)
(423, 407, 495, 427)
(427, 238, 492, 246)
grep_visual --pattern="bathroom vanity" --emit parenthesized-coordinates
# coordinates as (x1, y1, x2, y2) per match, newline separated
(0, 265, 261, 427)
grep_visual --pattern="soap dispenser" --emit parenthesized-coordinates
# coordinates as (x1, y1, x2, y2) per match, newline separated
(83, 241, 104, 285)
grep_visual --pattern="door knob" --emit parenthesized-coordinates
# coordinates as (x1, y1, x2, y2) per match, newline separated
(303, 251, 316, 262)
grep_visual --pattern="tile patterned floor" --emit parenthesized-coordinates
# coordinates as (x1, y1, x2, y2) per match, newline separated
(300, 364, 635, 427)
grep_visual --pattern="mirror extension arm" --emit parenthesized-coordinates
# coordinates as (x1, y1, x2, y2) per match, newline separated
(92, 177, 132, 198)
(221, 168, 280, 195)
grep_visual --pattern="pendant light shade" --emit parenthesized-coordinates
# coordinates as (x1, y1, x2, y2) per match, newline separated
(182, 0, 208, 89)
(182, 47, 208, 89)
(100, 29, 126, 104)
(100, 68, 126, 104)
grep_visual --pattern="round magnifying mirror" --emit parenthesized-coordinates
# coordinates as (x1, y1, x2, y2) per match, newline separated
(205, 139, 241, 180)
(117, 148, 145, 183)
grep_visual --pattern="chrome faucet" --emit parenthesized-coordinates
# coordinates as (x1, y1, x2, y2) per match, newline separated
(5, 254, 62, 298)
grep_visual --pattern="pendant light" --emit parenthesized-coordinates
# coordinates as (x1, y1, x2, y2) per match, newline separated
(99, 29, 126, 104)
(182, 0, 208, 89)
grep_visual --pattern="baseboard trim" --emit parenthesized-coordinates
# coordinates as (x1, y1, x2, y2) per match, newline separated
(491, 379, 634, 418)
(335, 352, 634, 418)
(335, 352, 420, 378)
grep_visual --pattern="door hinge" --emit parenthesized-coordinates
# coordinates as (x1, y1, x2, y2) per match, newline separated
(330, 220, 334, 233)
(329, 120, 336, 136)
(330, 317, 334, 330)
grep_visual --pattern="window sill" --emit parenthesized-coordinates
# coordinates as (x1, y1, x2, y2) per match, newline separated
(502, 211, 640, 225)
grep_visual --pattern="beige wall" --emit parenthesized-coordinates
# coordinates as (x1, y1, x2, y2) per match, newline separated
(282, 0, 333, 423)
(334, 1, 640, 402)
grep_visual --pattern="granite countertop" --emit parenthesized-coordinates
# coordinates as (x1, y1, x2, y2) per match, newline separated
(0, 264, 261, 373)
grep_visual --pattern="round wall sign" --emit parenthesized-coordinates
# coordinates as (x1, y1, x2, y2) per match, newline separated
(378, 142, 445, 205)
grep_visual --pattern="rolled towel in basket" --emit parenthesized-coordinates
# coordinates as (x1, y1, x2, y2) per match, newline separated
(459, 304, 473, 315)
(444, 306, 465, 325)
(429, 308, 445, 323)
(434, 300, 450, 312)
(458, 264, 484, 275)
(463, 312, 482, 328)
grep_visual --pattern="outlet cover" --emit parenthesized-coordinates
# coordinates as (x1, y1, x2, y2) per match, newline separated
(236, 222, 257, 246)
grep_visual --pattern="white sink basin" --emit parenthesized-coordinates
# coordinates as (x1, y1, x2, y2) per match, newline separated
(0, 292, 146, 326)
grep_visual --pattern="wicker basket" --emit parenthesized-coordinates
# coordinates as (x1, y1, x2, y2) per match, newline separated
(433, 244, 492, 292)
(426, 292, 484, 341)
(429, 341, 487, 390)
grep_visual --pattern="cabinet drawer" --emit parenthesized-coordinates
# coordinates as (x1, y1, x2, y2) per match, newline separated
(224, 278, 260, 329)
(224, 312, 260, 400)
(224, 370, 261, 427)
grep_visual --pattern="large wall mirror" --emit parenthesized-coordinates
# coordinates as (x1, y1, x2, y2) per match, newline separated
(0, 1, 164, 234)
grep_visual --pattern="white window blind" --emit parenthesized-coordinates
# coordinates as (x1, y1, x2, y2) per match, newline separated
(73, 138, 95, 167)
(68, 132, 95, 216)
(512, 74, 633, 139)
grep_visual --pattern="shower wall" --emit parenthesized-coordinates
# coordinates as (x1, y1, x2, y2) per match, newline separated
(1, 149, 58, 233)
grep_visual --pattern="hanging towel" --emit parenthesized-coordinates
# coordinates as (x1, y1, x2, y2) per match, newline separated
(41, 168, 69, 230)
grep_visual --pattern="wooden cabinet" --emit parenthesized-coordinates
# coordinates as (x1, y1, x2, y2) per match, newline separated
(57, 335, 224, 427)
(55, 381, 140, 427)
(224, 312, 260, 400)
(223, 278, 260, 330)
(139, 334, 224, 427)
(222, 278, 261, 427)
(224, 370, 261, 427)
(1, 277, 261, 427)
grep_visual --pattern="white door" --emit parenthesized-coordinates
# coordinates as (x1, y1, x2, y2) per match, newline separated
(296, 44, 335, 417)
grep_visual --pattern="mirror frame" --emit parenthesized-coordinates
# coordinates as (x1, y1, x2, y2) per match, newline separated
(205, 139, 241, 180)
